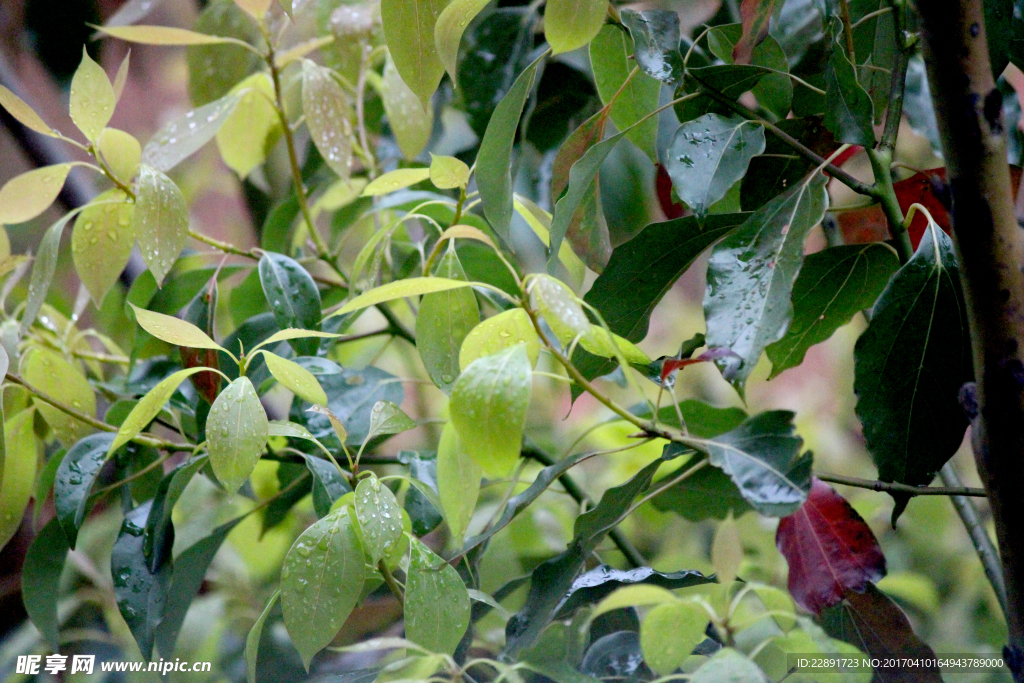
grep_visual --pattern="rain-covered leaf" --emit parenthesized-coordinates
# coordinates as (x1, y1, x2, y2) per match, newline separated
(330, 277, 478, 317)
(0, 84, 59, 137)
(186, 0, 261, 106)
(437, 423, 481, 545)
(0, 410, 37, 553)
(354, 475, 404, 565)
(246, 590, 279, 683)
(619, 9, 684, 83)
(263, 352, 327, 405)
(134, 164, 189, 285)
(740, 116, 838, 212)
(298, 365, 404, 446)
(22, 518, 68, 646)
(529, 273, 590, 345)
(69, 48, 115, 141)
(459, 308, 540, 370)
(0, 163, 74, 225)
(380, 0, 448, 107)
(96, 128, 141, 184)
(216, 72, 282, 178)
(853, 223, 972, 521)
(208, 377, 269, 494)
(450, 344, 531, 476)
(555, 566, 712, 617)
(767, 243, 898, 378)
(418, 248, 479, 393)
(142, 93, 241, 172)
(405, 539, 471, 654)
(281, 506, 365, 668)
(130, 303, 223, 350)
(259, 252, 322, 356)
(666, 114, 765, 218)
(367, 401, 417, 440)
(704, 172, 828, 390)
(434, 0, 490, 81)
(21, 346, 95, 446)
(302, 60, 353, 179)
(108, 367, 209, 455)
(824, 32, 875, 147)
(590, 25, 660, 161)
(733, 0, 780, 64)
(96, 24, 252, 46)
(776, 478, 886, 615)
(399, 451, 442, 536)
(641, 601, 709, 676)
(111, 501, 171, 659)
(544, 0, 606, 54)
(300, 453, 350, 517)
(54, 433, 116, 548)
(381, 56, 434, 160)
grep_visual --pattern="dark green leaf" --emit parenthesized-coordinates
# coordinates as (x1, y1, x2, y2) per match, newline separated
(707, 23, 793, 119)
(296, 366, 404, 447)
(186, 0, 261, 106)
(261, 193, 300, 254)
(580, 632, 654, 681)
(704, 172, 829, 390)
(824, 31, 875, 146)
(112, 501, 171, 659)
(635, 399, 748, 437)
(143, 456, 208, 572)
(851, 0, 896, 124)
(259, 252, 322, 356)
(554, 565, 712, 618)
(354, 475, 404, 565)
(651, 453, 753, 521)
(54, 433, 116, 549)
(740, 116, 837, 211)
(767, 243, 899, 378)
(22, 518, 69, 646)
(674, 65, 772, 124)
(33, 448, 64, 526)
(417, 249, 479, 394)
(620, 9, 684, 83)
(405, 539, 471, 654)
(246, 590, 279, 683)
(853, 223, 972, 519)
(303, 454, 350, 518)
(399, 451, 442, 536)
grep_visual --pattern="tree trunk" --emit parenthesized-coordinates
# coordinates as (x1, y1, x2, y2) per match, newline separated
(915, 0, 1024, 676)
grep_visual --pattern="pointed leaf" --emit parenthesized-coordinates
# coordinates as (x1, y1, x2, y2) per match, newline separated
(130, 303, 224, 350)
(434, 0, 490, 81)
(246, 590, 280, 683)
(70, 48, 116, 141)
(20, 210, 76, 332)
(111, 501, 171, 659)
(459, 308, 540, 370)
(263, 352, 328, 405)
(733, 0, 780, 64)
(234, 0, 272, 19)
(514, 195, 586, 291)
(330, 277, 477, 317)
(406, 539, 471, 654)
(362, 168, 431, 196)
(640, 601, 709, 676)
(258, 252, 321, 355)
(674, 64, 771, 123)
(619, 9, 684, 83)
(143, 456, 208, 573)
(282, 507, 365, 668)
(400, 450, 442, 536)
(208, 377, 269, 494)
(96, 24, 252, 45)
(142, 93, 241, 172)
(54, 433, 116, 548)
(216, 73, 282, 178)
(437, 423, 480, 545)
(368, 400, 417, 439)
(380, 0, 449, 107)
(545, 0, 606, 54)
(767, 243, 899, 378)
(0, 163, 74, 225)
(22, 518, 69, 646)
(301, 366, 405, 446)
(109, 367, 209, 455)
(382, 57, 434, 160)
(134, 165, 189, 285)
(417, 248, 479, 393)
(72, 192, 135, 305)
(96, 128, 141, 184)
(590, 25, 660, 161)
(112, 50, 130, 101)
(261, 328, 341, 346)
(0, 84, 58, 137)
(186, 0, 262, 106)
(302, 61, 353, 179)
(824, 32, 875, 146)
(559, 566, 711, 618)
(429, 154, 470, 189)
(354, 475, 404, 565)
(704, 172, 829, 389)
(579, 325, 650, 364)
(21, 347, 96, 446)
(0, 410, 37, 552)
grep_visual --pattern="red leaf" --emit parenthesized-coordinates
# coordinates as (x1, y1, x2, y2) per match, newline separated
(733, 0, 780, 65)
(181, 347, 221, 404)
(776, 478, 886, 615)
(655, 163, 684, 219)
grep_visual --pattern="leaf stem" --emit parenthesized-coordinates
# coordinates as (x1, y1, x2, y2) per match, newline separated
(838, 0, 858, 63)
(378, 559, 405, 605)
(816, 472, 987, 496)
(865, 147, 913, 262)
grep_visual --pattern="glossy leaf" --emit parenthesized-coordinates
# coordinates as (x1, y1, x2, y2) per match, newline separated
(741, 116, 838, 212)
(666, 114, 765, 218)
(216, 72, 282, 178)
(208, 377, 269, 494)
(382, 57, 434, 160)
(143, 456, 208, 572)
(111, 501, 171, 659)
(450, 344, 531, 476)
(707, 23, 792, 119)
(134, 164, 189, 285)
(434, 0, 490, 81)
(417, 248, 480, 393)
(263, 352, 327, 405)
(21, 346, 95, 446)
(0, 410, 37, 553)
(96, 24, 250, 45)
(0, 163, 74, 225)
(459, 308, 540, 370)
(354, 475, 404, 565)
(368, 400, 417, 440)
(824, 32, 875, 147)
(302, 454, 350, 517)
(641, 601, 709, 676)
(0, 84, 59, 137)
(477, 54, 542, 245)
(619, 9, 684, 83)
(131, 303, 223, 350)
(259, 252, 322, 356)
(556, 566, 712, 617)
(22, 518, 69, 646)
(400, 451, 443, 536)
(96, 128, 141, 185)
(853, 223, 972, 520)
(54, 433, 116, 548)
(108, 367, 209, 455)
(674, 64, 771, 124)
(330, 277, 477, 317)
(20, 210, 78, 334)
(302, 60, 353, 179)
(246, 590, 280, 683)
(429, 154, 470, 189)
(767, 244, 898, 378)
(69, 48, 115, 141)
(544, 0, 606, 54)
(437, 422, 480, 545)
(380, 0, 449, 107)
(776, 478, 886, 615)
(704, 172, 829, 389)
(590, 25, 660, 161)
(405, 539, 471, 654)
(281, 506, 365, 668)
(142, 93, 241, 172)
(652, 454, 753, 522)
(733, 0, 780, 64)
(299, 365, 404, 446)
(261, 328, 341, 347)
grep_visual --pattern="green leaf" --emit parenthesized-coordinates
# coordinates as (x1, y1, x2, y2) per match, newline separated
(405, 538, 471, 654)
(362, 168, 431, 196)
(619, 9, 684, 83)
(707, 23, 793, 119)
(767, 243, 899, 378)
(544, 0, 606, 54)
(514, 196, 586, 291)
(0, 84, 59, 137)
(666, 114, 766, 218)
(0, 163, 74, 225)
(853, 223, 972, 518)
(263, 352, 328, 405)
(134, 164, 190, 286)
(216, 72, 282, 178)
(704, 172, 829, 390)
(303, 454, 350, 517)
(260, 328, 341, 347)
(71, 189, 136, 305)
(259, 252, 322, 355)
(354, 475, 404, 565)
(680, 411, 812, 517)
(0, 410, 36, 552)
(302, 60, 353, 179)
(711, 512, 742, 583)
(301, 366, 405, 446)
(652, 454, 754, 522)
(380, 0, 449, 107)
(208, 377, 269, 494)
(109, 367, 210, 455)
(54, 433, 116, 548)
(417, 249, 479, 393)
(142, 93, 242, 172)
(143, 456, 208, 572)
(477, 54, 543, 245)
(640, 601, 709, 676)
(111, 501, 171, 659)
(437, 423, 480, 545)
(590, 25, 660, 161)
(824, 31, 875, 146)
(21, 346, 96, 446)
(186, 0, 262, 106)
(429, 154, 471, 189)
(459, 310, 541, 373)
(96, 127, 141, 184)
(20, 210, 77, 332)
(281, 507, 365, 668)
(21, 518, 69, 646)
(234, 0, 273, 19)
(988, 0, 1013, 77)
(97, 23, 253, 45)
(558, 566, 712, 618)
(246, 590, 280, 683)
(674, 65, 771, 123)
(130, 303, 224, 350)
(578, 326, 650, 364)
(691, 648, 769, 682)
(400, 451, 442, 536)
(382, 57, 434, 160)
(434, 0, 490, 81)
(740, 117, 837, 212)
(368, 401, 417, 440)
(450, 344, 531, 476)
(330, 277, 477, 317)
(70, 48, 115, 141)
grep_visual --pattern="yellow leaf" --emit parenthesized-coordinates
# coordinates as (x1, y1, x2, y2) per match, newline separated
(0, 164, 75, 225)
(72, 190, 135, 306)
(429, 154, 470, 189)
(130, 303, 225, 350)
(96, 24, 251, 46)
(70, 48, 115, 141)
(0, 409, 38, 552)
(215, 72, 282, 178)
(580, 325, 651, 364)
(96, 128, 142, 184)
(592, 585, 678, 617)
(113, 50, 130, 102)
(459, 308, 540, 370)
(0, 84, 58, 138)
(329, 277, 476, 317)
(361, 168, 431, 197)
(233, 0, 273, 19)
(133, 165, 189, 285)
(545, 0, 607, 55)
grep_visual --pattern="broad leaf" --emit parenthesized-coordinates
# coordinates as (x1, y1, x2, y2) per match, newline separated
(741, 116, 838, 212)
(666, 114, 765, 217)
(459, 308, 540, 370)
(380, 0, 449, 107)
(22, 518, 69, 646)
(21, 346, 95, 446)
(733, 0, 780, 64)
(434, 0, 490, 81)
(208, 377, 269, 494)
(590, 25, 660, 161)
(260, 328, 341, 347)
(674, 65, 771, 123)
(302, 60, 353, 179)
(246, 591, 280, 683)
(216, 72, 282, 178)
(281, 507, 365, 668)
(619, 9, 684, 83)
(130, 303, 223, 350)
(0, 84, 59, 137)
(544, 0, 606, 54)
(0, 410, 36, 553)
(776, 478, 886, 615)
(234, 0, 272, 19)
(528, 274, 590, 345)
(767, 243, 898, 378)
(142, 93, 241, 172)
(97, 127, 140, 184)
(704, 172, 829, 390)
(367, 400, 417, 439)
(259, 252, 322, 355)
(109, 367, 209, 454)
(301, 453, 350, 517)
(449, 344, 532, 476)
(382, 57, 434, 160)
(691, 648, 768, 682)
(54, 433, 116, 548)
(437, 423, 480, 545)
(263, 352, 327, 405)
(330, 277, 477, 317)
(556, 566, 712, 618)
(641, 601, 709, 676)
(134, 165, 189, 285)
(824, 32, 875, 146)
(111, 501, 171, 659)
(417, 248, 479, 393)
(354, 475, 404, 564)
(73, 191, 135, 306)
(405, 539, 471, 654)
(853, 223, 972, 520)
(400, 450, 442, 536)
(514, 195, 587, 291)
(429, 154, 470, 189)
(70, 48, 115, 141)
(0, 163, 74, 225)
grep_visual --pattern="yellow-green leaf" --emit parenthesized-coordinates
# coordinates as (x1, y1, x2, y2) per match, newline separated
(592, 585, 677, 616)
(262, 351, 328, 405)
(528, 274, 589, 344)
(417, 248, 479, 393)
(439, 224, 496, 251)
(363, 168, 431, 198)
(96, 128, 141, 184)
(368, 400, 417, 440)
(69, 48, 116, 141)
(275, 36, 335, 68)
(0, 409, 38, 552)
(380, 0, 449, 107)
(96, 24, 252, 46)
(405, 538, 471, 654)
(258, 328, 341, 348)
(711, 513, 742, 584)
(113, 50, 130, 102)
(545, 0, 607, 55)
(0, 84, 58, 138)
(108, 367, 210, 455)
(0, 164, 74, 225)
(429, 154, 470, 189)
(329, 277, 476, 317)
(301, 61, 353, 179)
(216, 72, 282, 178)
(513, 196, 585, 292)
(459, 308, 540, 370)
(233, 0, 272, 19)
(450, 343, 531, 476)
(434, 0, 490, 82)
(72, 190, 135, 306)
(313, 177, 368, 212)
(134, 165, 189, 285)
(130, 303, 224, 350)
(208, 376, 269, 494)
(381, 57, 433, 160)
(579, 325, 651, 364)
(640, 601, 709, 676)
(436, 423, 480, 545)
(20, 347, 95, 446)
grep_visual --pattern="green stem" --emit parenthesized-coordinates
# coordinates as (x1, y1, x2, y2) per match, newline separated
(817, 472, 987, 497)
(866, 147, 913, 263)
(378, 559, 405, 605)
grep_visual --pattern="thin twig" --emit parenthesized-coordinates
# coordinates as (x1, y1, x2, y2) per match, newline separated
(817, 472, 987, 496)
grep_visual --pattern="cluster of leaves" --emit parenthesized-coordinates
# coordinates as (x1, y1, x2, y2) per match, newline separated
(0, 0, 1015, 680)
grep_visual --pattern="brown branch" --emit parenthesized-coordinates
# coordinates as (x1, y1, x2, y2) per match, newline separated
(817, 472, 986, 496)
